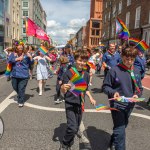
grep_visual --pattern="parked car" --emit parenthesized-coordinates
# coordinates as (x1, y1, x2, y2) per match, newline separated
(0, 53, 7, 73)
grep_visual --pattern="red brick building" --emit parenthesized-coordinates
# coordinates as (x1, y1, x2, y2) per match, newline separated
(85, 0, 103, 48)
(102, 0, 150, 46)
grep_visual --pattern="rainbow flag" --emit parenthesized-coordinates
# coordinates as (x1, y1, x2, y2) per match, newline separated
(135, 40, 149, 53)
(38, 46, 48, 55)
(5, 63, 12, 76)
(95, 104, 119, 111)
(116, 18, 130, 40)
(87, 62, 96, 70)
(128, 38, 149, 53)
(116, 19, 122, 34)
(109, 96, 145, 103)
(69, 68, 87, 96)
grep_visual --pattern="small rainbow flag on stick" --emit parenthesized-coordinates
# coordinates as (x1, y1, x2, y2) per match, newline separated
(95, 104, 119, 111)
(5, 63, 12, 76)
(87, 62, 96, 70)
(38, 46, 48, 55)
(109, 96, 145, 103)
(128, 38, 149, 53)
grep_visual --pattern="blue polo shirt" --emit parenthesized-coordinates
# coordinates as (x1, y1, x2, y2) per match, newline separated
(102, 51, 121, 68)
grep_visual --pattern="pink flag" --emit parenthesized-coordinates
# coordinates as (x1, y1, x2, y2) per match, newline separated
(26, 17, 37, 36)
(36, 27, 50, 42)
(26, 17, 50, 42)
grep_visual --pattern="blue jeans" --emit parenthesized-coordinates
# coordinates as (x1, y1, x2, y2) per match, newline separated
(11, 77, 28, 104)
(110, 101, 134, 150)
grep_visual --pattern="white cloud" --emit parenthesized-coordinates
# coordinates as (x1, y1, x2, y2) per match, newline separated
(47, 20, 60, 28)
(68, 18, 86, 28)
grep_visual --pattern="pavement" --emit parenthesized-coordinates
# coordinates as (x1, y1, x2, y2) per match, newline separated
(0, 72, 150, 150)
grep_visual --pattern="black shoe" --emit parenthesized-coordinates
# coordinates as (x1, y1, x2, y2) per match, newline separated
(59, 143, 71, 150)
(110, 145, 115, 150)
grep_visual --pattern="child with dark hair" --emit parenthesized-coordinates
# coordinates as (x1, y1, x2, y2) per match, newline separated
(102, 46, 143, 150)
(55, 56, 70, 104)
(60, 50, 96, 150)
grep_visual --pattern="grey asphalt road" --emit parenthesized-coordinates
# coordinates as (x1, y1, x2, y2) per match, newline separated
(0, 72, 150, 150)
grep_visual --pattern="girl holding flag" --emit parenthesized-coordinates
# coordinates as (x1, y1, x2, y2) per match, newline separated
(33, 46, 52, 96)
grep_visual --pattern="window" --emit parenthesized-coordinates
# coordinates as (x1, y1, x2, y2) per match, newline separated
(135, 6, 141, 28)
(108, 12, 110, 20)
(118, 1, 122, 14)
(111, 23, 115, 37)
(13, 11, 15, 22)
(104, 14, 107, 23)
(113, 5, 116, 17)
(23, 19, 25, 25)
(13, 27, 15, 39)
(96, 30, 100, 36)
(23, 1, 28, 7)
(127, 0, 131, 6)
(23, 10, 28, 17)
(149, 11, 150, 24)
(23, 27, 26, 34)
(92, 21, 100, 28)
(92, 29, 95, 35)
(126, 12, 130, 28)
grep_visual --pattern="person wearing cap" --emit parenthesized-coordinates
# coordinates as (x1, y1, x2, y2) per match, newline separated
(102, 46, 143, 150)
(102, 43, 121, 77)
(8, 44, 33, 107)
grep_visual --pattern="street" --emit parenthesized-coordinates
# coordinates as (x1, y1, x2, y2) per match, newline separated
(0, 72, 150, 150)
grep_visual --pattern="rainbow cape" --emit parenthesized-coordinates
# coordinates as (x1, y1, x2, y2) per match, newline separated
(5, 63, 12, 76)
(116, 18, 130, 40)
(95, 104, 119, 111)
(128, 38, 149, 53)
(38, 46, 48, 55)
(109, 96, 145, 103)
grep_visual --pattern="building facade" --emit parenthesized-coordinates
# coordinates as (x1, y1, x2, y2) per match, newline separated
(86, 0, 103, 48)
(76, 26, 86, 49)
(20, 0, 47, 46)
(102, 0, 150, 46)
(0, 0, 5, 52)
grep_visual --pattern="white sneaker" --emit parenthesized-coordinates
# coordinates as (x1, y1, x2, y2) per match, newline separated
(55, 99, 62, 104)
(18, 104, 24, 107)
(39, 92, 42, 96)
(89, 83, 92, 86)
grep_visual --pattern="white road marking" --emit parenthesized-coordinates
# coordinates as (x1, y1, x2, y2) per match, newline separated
(0, 91, 150, 121)
(143, 86, 150, 90)
(0, 91, 15, 114)
(0, 75, 5, 80)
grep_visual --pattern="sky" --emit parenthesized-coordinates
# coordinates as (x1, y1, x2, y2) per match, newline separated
(40, 0, 91, 45)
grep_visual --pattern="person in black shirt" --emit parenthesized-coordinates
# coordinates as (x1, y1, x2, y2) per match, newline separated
(102, 47, 143, 150)
(59, 50, 96, 150)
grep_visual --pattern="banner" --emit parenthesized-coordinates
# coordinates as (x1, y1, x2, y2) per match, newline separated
(26, 17, 50, 42)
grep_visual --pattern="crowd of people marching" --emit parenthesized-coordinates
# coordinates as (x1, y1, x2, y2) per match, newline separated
(3, 40, 150, 150)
